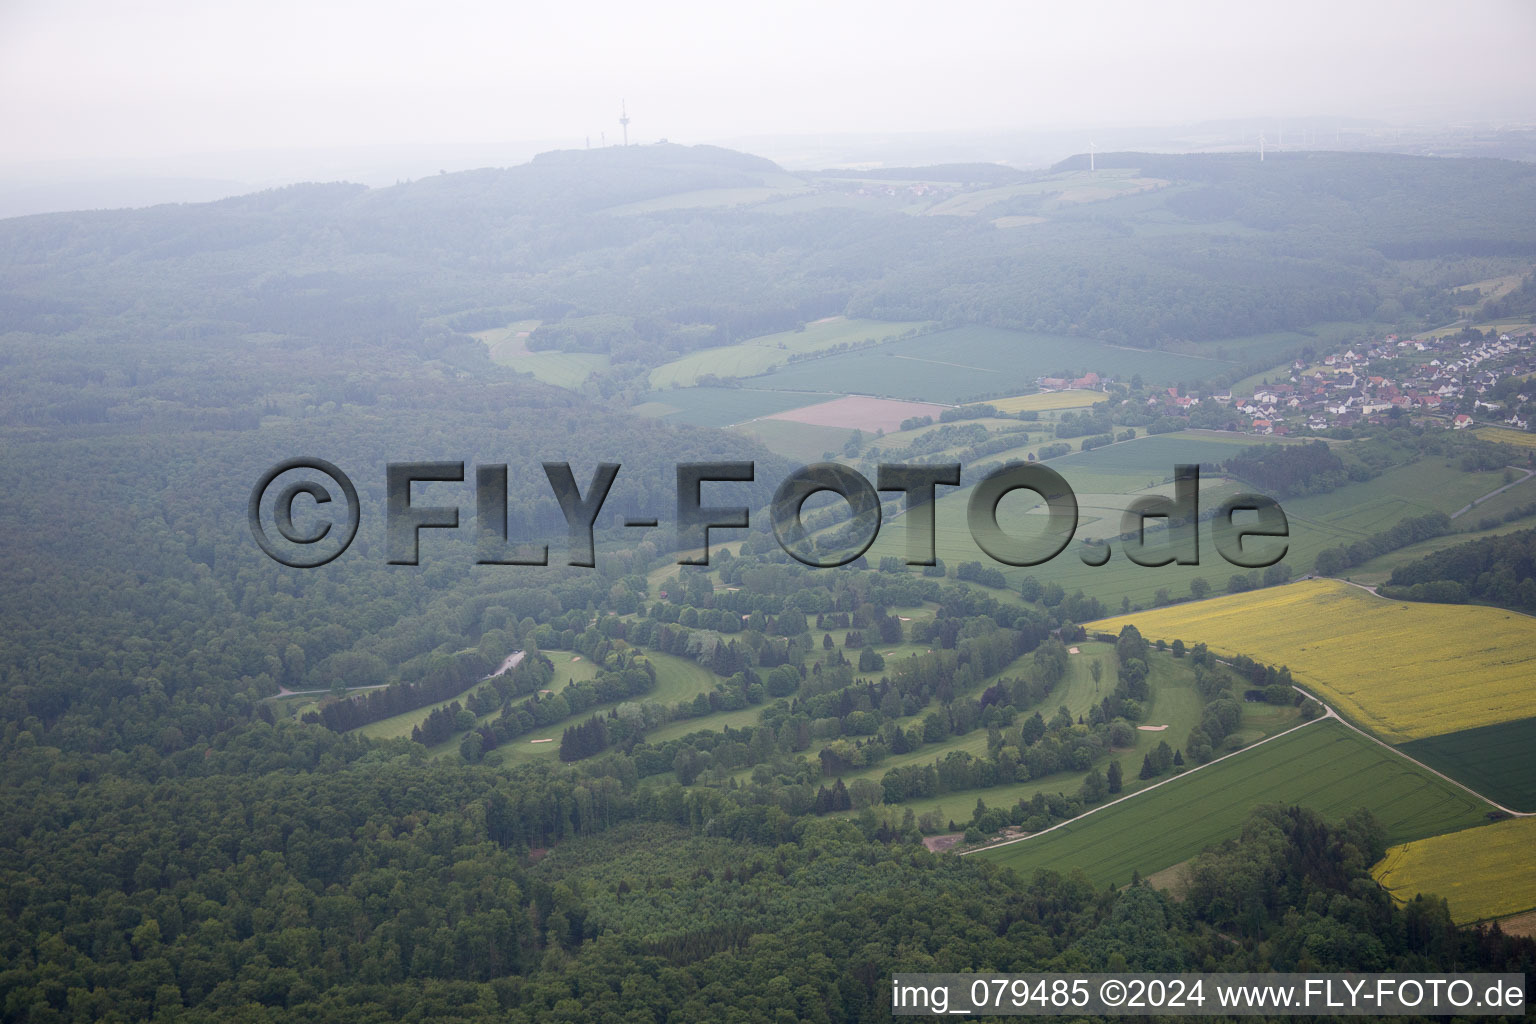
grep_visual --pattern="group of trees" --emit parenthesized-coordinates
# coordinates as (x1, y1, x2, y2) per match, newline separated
(1383, 525, 1536, 611)
(1225, 441, 1353, 496)
(1314, 510, 1453, 577)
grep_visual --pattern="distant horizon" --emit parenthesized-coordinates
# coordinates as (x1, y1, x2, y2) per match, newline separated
(4, 0, 1534, 166)
(3, 113, 1535, 220)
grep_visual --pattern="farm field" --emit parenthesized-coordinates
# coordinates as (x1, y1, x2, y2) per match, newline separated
(1442, 469, 1536, 524)
(647, 317, 926, 389)
(1421, 318, 1535, 340)
(632, 386, 821, 427)
(729, 419, 856, 462)
(764, 395, 948, 432)
(1397, 716, 1536, 813)
(847, 438, 1486, 609)
(1475, 426, 1536, 450)
(921, 169, 1164, 217)
(1088, 579, 1536, 743)
(475, 323, 611, 388)
(977, 390, 1105, 413)
(501, 352, 609, 389)
(1274, 458, 1504, 536)
(1219, 323, 1389, 393)
(1347, 512, 1536, 586)
(1372, 817, 1536, 924)
(975, 719, 1493, 887)
(1040, 431, 1263, 493)
(738, 326, 1241, 404)
(1456, 269, 1531, 312)
(471, 320, 541, 358)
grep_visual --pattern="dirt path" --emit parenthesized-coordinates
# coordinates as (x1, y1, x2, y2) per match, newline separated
(1450, 466, 1535, 520)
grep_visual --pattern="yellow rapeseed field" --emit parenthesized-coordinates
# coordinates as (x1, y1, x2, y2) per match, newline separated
(1372, 817, 1536, 923)
(1089, 579, 1536, 743)
(980, 390, 1105, 413)
(1474, 426, 1536, 450)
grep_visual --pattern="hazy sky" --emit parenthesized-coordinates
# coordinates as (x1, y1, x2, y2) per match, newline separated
(3, 0, 1535, 163)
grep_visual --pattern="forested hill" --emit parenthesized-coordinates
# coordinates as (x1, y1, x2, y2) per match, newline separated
(1065, 150, 1536, 257)
(4, 139, 1536, 1021)
(6, 147, 1536, 429)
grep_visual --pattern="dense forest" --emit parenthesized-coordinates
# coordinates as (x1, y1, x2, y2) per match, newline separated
(4, 145, 1536, 1020)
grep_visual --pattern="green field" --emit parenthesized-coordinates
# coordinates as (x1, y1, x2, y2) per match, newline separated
(476, 323, 611, 388)
(648, 318, 926, 389)
(1348, 512, 1536, 586)
(1040, 432, 1267, 492)
(738, 326, 1240, 404)
(1398, 717, 1536, 813)
(886, 452, 1502, 609)
(633, 387, 824, 427)
(1217, 322, 1387, 390)
(974, 720, 1493, 886)
(836, 436, 1500, 609)
(729, 418, 857, 461)
(506, 352, 609, 389)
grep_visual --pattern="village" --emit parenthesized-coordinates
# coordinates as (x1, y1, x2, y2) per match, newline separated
(1119, 328, 1536, 436)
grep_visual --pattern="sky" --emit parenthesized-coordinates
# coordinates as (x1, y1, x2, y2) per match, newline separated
(3, 0, 1535, 166)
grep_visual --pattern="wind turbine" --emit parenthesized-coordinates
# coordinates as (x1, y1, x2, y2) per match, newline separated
(1089, 140, 1096, 172)
(1259, 132, 1266, 161)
